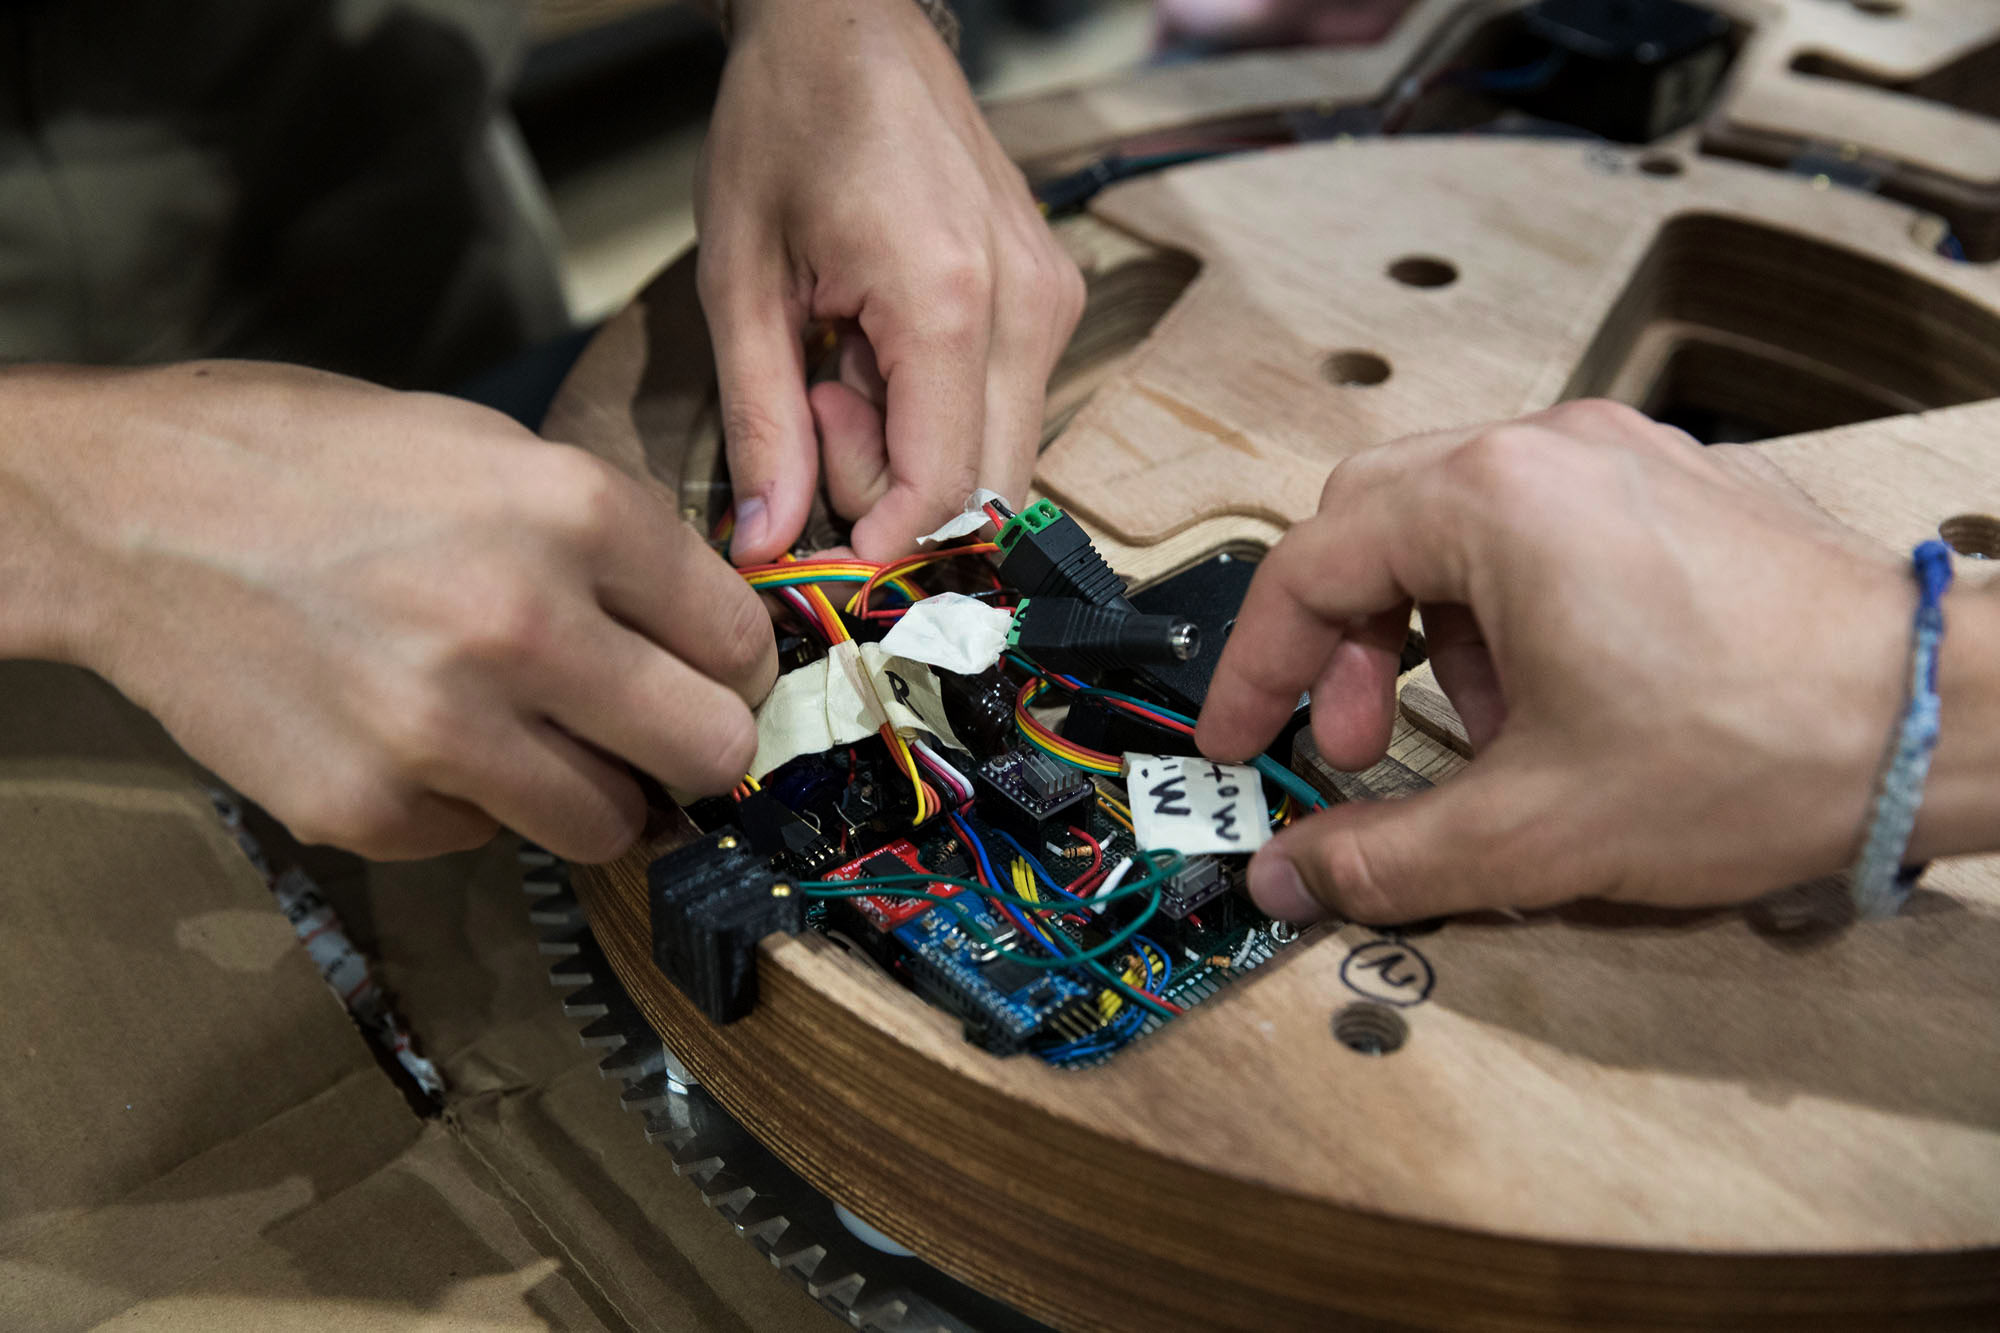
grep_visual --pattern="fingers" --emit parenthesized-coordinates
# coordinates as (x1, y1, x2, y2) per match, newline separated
(1196, 491, 1446, 763)
(536, 616, 762, 800)
(285, 784, 500, 863)
(978, 229, 1084, 509)
(699, 253, 817, 565)
(574, 468, 779, 707)
(1199, 423, 1507, 763)
(813, 379, 892, 521)
(429, 718, 648, 865)
(1244, 758, 1578, 924)
(850, 262, 993, 561)
(979, 345, 1043, 511)
(1307, 604, 1411, 771)
(1418, 602, 1505, 751)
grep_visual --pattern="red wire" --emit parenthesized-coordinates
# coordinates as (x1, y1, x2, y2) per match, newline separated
(1066, 825, 1103, 891)
(1016, 678, 1122, 768)
(1100, 696, 1196, 736)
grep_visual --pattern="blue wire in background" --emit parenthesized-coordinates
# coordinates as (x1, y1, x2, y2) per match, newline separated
(1471, 48, 1566, 93)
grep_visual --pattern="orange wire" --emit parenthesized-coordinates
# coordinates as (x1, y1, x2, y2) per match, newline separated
(849, 542, 1000, 617)
(784, 557, 939, 821)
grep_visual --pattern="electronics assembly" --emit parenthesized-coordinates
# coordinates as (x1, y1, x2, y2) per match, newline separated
(647, 495, 1324, 1067)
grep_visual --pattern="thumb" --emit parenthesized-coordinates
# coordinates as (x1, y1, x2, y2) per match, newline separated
(705, 268, 817, 565)
(1246, 764, 1576, 924)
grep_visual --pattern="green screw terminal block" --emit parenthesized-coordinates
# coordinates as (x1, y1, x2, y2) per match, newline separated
(996, 499, 1064, 553)
(1005, 598, 1032, 646)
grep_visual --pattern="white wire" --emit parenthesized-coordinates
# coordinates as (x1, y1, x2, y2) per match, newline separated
(908, 736, 972, 804)
(777, 586, 819, 634)
(1087, 856, 1135, 914)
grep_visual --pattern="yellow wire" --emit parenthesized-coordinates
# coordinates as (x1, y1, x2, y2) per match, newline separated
(1096, 789, 1134, 832)
(778, 556, 933, 823)
(842, 548, 984, 615)
(742, 565, 925, 602)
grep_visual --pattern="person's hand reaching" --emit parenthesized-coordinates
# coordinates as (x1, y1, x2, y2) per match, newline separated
(696, 0, 1085, 564)
(4, 362, 777, 863)
(1196, 400, 2000, 924)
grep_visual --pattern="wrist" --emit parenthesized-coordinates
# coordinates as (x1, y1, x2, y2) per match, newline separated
(725, 0, 957, 50)
(0, 366, 121, 667)
(1910, 578, 2000, 861)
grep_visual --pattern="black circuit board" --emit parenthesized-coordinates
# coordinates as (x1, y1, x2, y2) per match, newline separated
(799, 792, 1295, 1067)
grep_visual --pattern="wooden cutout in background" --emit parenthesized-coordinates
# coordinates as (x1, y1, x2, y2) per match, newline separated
(1706, 0, 2000, 258)
(984, 0, 2000, 257)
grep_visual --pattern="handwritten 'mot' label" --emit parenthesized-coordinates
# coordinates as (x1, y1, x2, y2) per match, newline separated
(1124, 755, 1270, 857)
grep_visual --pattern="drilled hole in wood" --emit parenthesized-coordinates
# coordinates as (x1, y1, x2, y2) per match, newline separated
(1388, 255, 1458, 289)
(1638, 152, 1684, 177)
(1324, 350, 1392, 387)
(1332, 1002, 1407, 1056)
(1940, 514, 2000, 560)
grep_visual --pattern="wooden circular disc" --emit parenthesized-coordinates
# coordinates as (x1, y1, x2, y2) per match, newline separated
(544, 139, 2000, 1330)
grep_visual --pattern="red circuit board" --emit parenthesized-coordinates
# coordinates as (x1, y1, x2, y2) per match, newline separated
(823, 839, 962, 930)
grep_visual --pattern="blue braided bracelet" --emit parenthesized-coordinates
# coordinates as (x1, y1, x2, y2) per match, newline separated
(1849, 540, 1955, 920)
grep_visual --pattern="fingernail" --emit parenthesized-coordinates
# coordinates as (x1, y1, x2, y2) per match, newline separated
(1247, 847, 1321, 922)
(730, 495, 769, 561)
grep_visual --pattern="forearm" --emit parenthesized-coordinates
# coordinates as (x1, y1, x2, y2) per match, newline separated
(0, 366, 115, 665)
(715, 0, 959, 49)
(1911, 579, 2000, 861)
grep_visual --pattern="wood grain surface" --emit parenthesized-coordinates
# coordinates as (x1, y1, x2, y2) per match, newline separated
(543, 133, 2000, 1332)
(1706, 0, 2000, 256)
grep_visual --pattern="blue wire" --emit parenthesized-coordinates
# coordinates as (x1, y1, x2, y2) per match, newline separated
(1044, 1000, 1148, 1063)
(951, 810, 1003, 889)
(1040, 916, 1169, 1066)
(1132, 934, 1173, 991)
(1472, 48, 1565, 93)
(954, 810, 1049, 938)
(955, 812, 1076, 962)
(992, 829, 1075, 899)
(965, 815, 1177, 1059)
(994, 826, 1164, 1065)
(1011, 650, 1328, 811)
(1068, 687, 1328, 812)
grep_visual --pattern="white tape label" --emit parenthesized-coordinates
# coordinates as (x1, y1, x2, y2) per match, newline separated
(877, 592, 1014, 675)
(1123, 754, 1269, 857)
(916, 487, 1008, 545)
(747, 645, 966, 781)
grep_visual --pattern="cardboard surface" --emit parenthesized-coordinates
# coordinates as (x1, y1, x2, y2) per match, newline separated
(0, 662, 831, 1331)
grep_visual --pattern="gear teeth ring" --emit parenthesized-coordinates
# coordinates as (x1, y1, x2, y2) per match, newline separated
(517, 844, 1037, 1333)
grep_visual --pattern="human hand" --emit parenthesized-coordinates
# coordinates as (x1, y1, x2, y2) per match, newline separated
(695, 0, 1085, 564)
(12, 362, 776, 862)
(1197, 400, 1941, 923)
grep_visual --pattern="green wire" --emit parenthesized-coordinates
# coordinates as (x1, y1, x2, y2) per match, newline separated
(1071, 684, 1327, 811)
(747, 572, 870, 583)
(797, 849, 1184, 973)
(798, 864, 1167, 912)
(1009, 652, 1328, 809)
